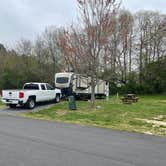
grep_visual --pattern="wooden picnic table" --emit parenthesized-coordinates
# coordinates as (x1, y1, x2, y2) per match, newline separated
(121, 94, 139, 104)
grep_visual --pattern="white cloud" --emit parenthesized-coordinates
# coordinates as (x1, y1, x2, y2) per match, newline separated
(0, 0, 77, 46)
(0, 0, 166, 47)
(122, 0, 166, 13)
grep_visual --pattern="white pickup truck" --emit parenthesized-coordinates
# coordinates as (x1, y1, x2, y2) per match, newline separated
(1, 83, 61, 109)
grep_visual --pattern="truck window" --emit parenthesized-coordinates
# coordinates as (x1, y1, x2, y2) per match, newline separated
(46, 84, 54, 90)
(56, 77, 69, 84)
(41, 84, 46, 90)
(23, 84, 39, 90)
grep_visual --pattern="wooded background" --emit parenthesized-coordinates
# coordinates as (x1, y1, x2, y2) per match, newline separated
(0, 0, 166, 95)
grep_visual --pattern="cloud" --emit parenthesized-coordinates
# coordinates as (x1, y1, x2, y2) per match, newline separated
(0, 0, 166, 47)
(122, 0, 166, 13)
(0, 0, 77, 46)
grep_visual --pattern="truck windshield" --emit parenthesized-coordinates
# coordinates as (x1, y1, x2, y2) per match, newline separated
(24, 84, 39, 90)
(56, 77, 69, 84)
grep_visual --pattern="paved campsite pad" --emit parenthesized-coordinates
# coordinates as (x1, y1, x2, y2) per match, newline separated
(0, 103, 55, 116)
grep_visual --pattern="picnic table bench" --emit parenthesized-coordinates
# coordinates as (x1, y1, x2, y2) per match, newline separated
(121, 94, 139, 104)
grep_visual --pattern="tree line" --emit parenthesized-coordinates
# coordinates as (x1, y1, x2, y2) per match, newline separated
(0, 0, 166, 97)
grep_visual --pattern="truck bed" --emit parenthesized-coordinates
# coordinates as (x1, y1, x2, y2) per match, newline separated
(2, 90, 23, 100)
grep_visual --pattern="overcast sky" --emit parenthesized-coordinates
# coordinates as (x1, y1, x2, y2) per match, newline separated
(1, 0, 166, 47)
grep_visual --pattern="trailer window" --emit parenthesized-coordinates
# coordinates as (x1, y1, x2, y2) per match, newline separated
(56, 77, 69, 84)
(23, 84, 39, 90)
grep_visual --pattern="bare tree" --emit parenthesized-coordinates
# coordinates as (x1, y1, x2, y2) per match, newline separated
(58, 0, 119, 105)
(16, 38, 33, 56)
(134, 11, 166, 83)
(43, 27, 63, 73)
(118, 10, 134, 82)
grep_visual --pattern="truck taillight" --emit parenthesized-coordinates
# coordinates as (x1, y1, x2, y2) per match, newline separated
(19, 92, 24, 98)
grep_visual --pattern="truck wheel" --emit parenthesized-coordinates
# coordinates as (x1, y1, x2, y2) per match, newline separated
(9, 104, 17, 108)
(26, 97, 36, 109)
(55, 94, 60, 103)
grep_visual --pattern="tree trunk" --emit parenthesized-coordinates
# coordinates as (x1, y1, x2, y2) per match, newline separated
(91, 77, 96, 107)
(123, 50, 127, 83)
(129, 32, 132, 73)
(139, 34, 143, 84)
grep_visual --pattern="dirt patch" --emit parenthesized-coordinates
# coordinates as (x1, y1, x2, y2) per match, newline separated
(136, 118, 166, 127)
(159, 100, 166, 104)
(144, 131, 153, 135)
(153, 115, 166, 121)
(56, 110, 67, 116)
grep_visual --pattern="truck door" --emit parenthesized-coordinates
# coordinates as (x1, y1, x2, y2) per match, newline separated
(46, 84, 55, 100)
(40, 84, 48, 101)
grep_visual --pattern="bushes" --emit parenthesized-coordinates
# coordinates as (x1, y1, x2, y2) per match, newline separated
(110, 82, 165, 95)
(0, 54, 57, 89)
(0, 69, 22, 89)
(109, 57, 166, 95)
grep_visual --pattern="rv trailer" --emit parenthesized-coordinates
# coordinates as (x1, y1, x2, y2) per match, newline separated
(55, 72, 109, 99)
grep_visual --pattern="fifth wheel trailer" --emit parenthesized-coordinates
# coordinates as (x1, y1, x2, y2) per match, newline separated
(55, 72, 109, 99)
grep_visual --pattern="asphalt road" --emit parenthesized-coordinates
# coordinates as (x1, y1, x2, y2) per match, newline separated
(0, 112, 166, 166)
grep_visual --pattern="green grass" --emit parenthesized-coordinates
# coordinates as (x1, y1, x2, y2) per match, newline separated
(21, 95, 166, 136)
(0, 99, 5, 108)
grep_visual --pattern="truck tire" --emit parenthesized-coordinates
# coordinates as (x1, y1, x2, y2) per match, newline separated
(9, 104, 17, 108)
(55, 94, 60, 103)
(25, 97, 36, 109)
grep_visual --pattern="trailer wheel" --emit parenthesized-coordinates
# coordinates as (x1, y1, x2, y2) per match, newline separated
(26, 97, 36, 109)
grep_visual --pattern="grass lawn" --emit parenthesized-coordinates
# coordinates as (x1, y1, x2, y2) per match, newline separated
(0, 99, 5, 108)
(21, 95, 166, 136)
